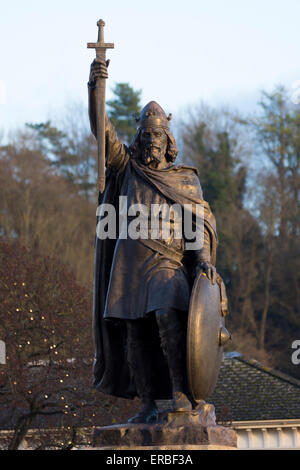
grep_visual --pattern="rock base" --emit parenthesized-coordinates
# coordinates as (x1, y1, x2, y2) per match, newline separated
(93, 403, 237, 450)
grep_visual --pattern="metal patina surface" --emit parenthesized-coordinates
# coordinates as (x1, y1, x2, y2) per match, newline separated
(87, 20, 114, 193)
(87, 19, 231, 426)
(187, 273, 230, 400)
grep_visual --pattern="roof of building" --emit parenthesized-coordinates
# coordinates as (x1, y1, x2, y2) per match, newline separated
(210, 352, 300, 423)
(1, 352, 300, 430)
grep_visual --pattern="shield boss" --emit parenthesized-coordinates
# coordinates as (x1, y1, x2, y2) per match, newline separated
(187, 272, 229, 401)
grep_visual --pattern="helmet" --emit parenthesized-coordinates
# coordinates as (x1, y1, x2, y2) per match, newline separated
(136, 101, 172, 130)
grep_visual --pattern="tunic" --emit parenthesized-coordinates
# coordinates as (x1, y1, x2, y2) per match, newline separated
(103, 169, 191, 319)
(99, 117, 211, 321)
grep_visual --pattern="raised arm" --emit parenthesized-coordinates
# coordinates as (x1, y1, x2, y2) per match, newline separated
(88, 59, 129, 172)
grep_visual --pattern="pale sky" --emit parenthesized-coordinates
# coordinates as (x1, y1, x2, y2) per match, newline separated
(0, 0, 300, 133)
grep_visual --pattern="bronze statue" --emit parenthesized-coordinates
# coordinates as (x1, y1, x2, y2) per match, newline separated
(87, 21, 229, 424)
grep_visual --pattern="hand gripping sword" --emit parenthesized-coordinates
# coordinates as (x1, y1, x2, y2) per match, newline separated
(87, 20, 114, 193)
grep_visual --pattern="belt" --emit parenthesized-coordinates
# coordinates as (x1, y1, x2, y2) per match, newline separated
(138, 238, 184, 264)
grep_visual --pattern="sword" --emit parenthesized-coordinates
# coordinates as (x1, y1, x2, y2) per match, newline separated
(87, 19, 114, 193)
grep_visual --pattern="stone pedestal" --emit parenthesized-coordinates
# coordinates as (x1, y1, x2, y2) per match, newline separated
(93, 402, 237, 450)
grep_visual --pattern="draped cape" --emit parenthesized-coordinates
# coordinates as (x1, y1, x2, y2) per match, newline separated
(92, 157, 217, 399)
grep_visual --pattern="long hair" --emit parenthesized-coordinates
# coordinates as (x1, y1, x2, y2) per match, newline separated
(129, 128, 178, 163)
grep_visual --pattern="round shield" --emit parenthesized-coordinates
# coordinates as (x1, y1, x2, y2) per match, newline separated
(187, 272, 228, 401)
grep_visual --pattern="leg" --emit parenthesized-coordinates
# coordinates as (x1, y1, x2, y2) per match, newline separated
(126, 319, 158, 423)
(155, 308, 193, 411)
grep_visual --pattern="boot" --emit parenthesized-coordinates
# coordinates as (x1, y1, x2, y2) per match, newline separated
(126, 321, 158, 424)
(156, 310, 193, 412)
(128, 398, 158, 424)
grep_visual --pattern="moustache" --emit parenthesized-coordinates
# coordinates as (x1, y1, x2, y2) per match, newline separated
(143, 144, 163, 162)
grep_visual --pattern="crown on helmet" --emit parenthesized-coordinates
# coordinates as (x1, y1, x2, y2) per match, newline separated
(135, 101, 172, 129)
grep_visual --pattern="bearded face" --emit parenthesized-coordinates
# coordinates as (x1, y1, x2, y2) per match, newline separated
(139, 128, 168, 167)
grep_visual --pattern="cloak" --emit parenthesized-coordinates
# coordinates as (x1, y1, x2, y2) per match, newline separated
(92, 156, 218, 399)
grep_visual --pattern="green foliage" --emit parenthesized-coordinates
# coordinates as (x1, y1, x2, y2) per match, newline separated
(107, 83, 142, 144)
(180, 107, 247, 215)
(26, 118, 97, 200)
(26, 121, 67, 159)
(186, 126, 245, 213)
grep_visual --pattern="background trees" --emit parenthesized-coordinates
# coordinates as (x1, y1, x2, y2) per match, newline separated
(0, 239, 94, 449)
(0, 125, 95, 286)
(250, 87, 300, 374)
(0, 239, 139, 449)
(0, 82, 299, 448)
(0, 84, 144, 448)
(178, 89, 300, 375)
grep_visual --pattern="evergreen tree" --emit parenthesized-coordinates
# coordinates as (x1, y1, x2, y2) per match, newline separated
(107, 83, 142, 144)
(179, 108, 247, 214)
(26, 113, 97, 200)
